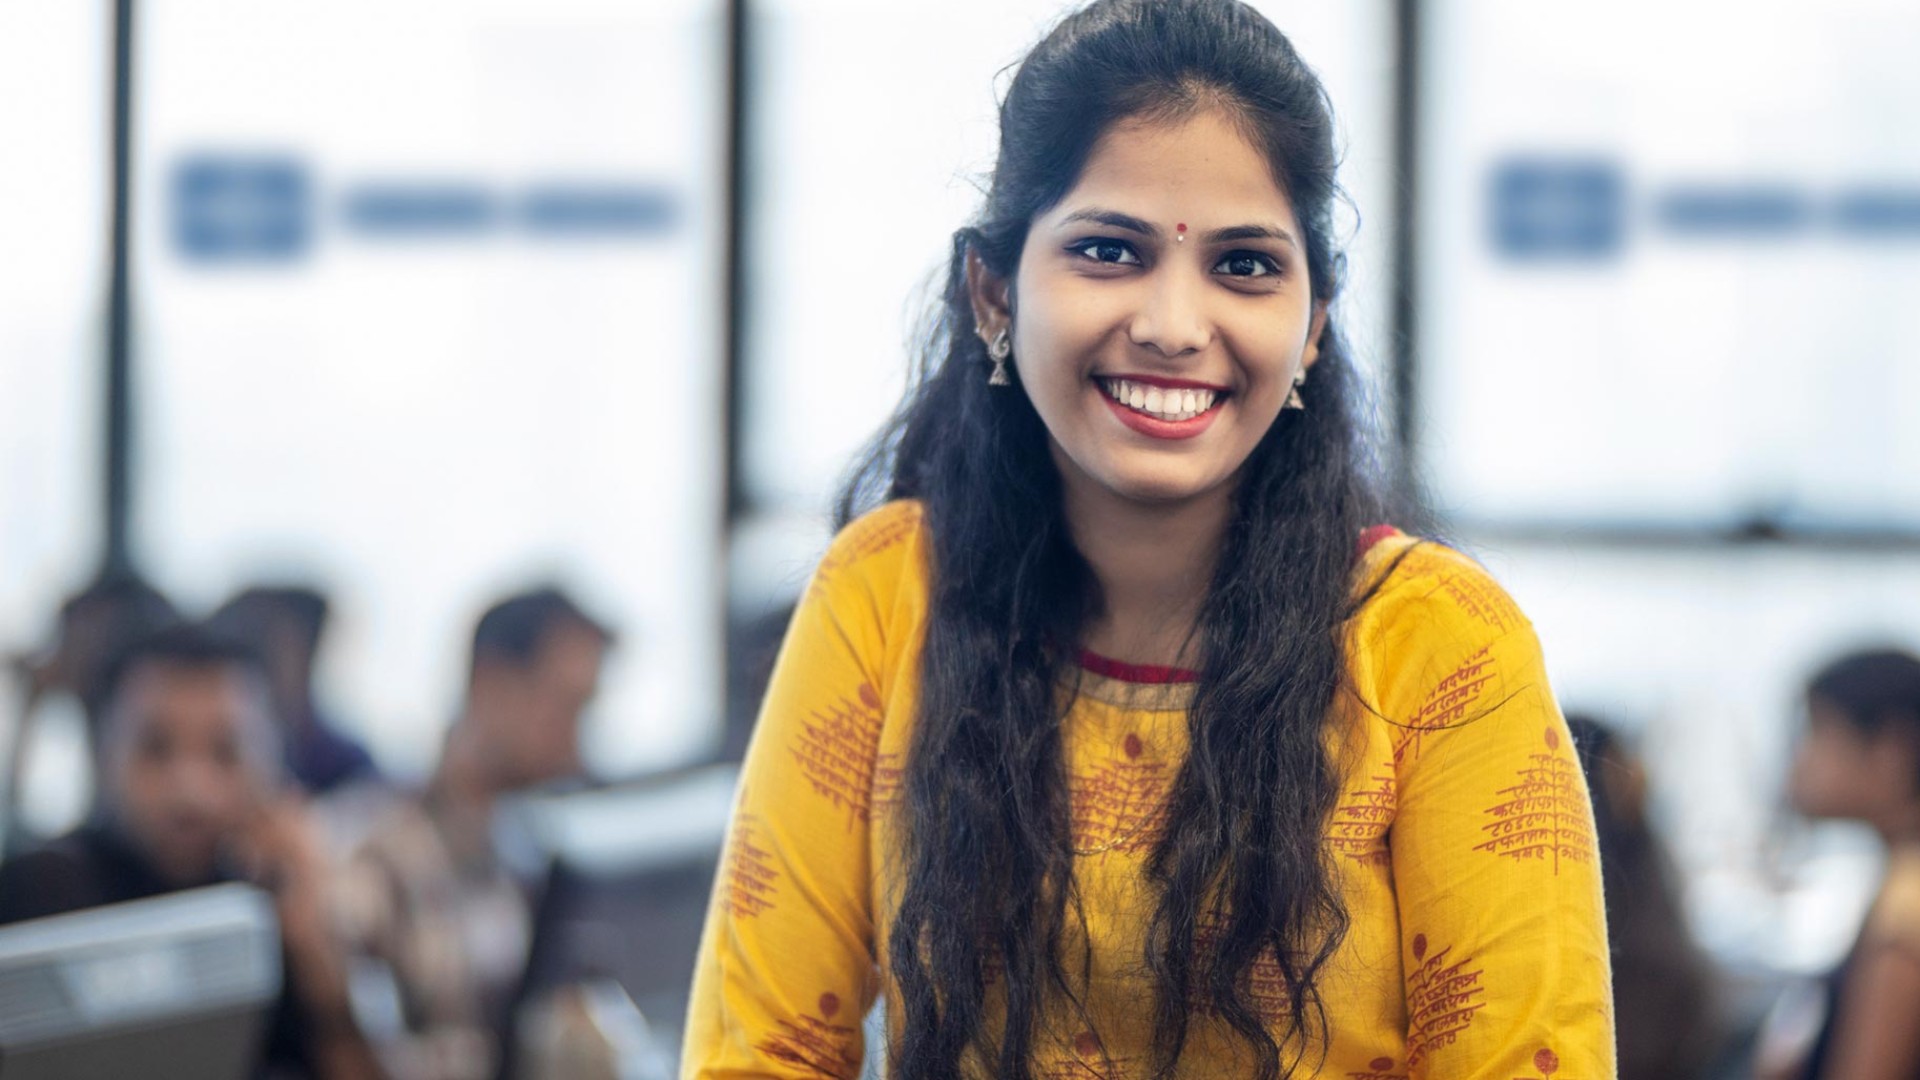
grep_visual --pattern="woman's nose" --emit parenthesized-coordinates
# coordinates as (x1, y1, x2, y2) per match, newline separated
(1126, 265, 1213, 359)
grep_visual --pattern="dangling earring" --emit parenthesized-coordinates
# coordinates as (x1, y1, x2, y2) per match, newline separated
(1285, 369, 1307, 410)
(985, 327, 1013, 386)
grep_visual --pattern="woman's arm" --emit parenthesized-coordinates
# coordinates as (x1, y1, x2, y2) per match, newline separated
(681, 505, 920, 1080)
(1369, 547, 1616, 1079)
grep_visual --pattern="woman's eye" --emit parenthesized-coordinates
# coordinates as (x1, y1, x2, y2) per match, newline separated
(1215, 251, 1281, 278)
(1069, 239, 1140, 266)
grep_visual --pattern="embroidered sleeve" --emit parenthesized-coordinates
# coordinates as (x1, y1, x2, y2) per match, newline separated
(1368, 546, 1616, 1079)
(681, 503, 921, 1079)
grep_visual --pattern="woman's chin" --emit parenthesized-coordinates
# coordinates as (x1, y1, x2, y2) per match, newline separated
(1088, 458, 1231, 507)
(1049, 432, 1238, 508)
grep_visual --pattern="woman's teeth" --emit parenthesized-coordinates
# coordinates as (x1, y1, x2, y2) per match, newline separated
(1101, 378, 1218, 422)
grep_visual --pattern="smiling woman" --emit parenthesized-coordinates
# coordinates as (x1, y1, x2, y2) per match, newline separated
(979, 108, 1324, 509)
(683, 2, 1614, 1078)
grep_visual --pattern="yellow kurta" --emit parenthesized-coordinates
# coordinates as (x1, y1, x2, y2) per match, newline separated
(684, 500, 1615, 1078)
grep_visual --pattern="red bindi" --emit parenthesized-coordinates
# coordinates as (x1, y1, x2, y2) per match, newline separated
(1176, 222, 1187, 232)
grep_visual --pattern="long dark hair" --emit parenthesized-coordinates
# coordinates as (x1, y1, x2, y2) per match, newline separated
(837, 2, 1403, 1075)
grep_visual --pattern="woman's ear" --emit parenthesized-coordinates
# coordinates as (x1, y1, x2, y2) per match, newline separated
(966, 246, 1013, 340)
(1302, 300, 1329, 370)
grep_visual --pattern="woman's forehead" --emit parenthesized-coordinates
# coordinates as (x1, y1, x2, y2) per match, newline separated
(1054, 109, 1296, 225)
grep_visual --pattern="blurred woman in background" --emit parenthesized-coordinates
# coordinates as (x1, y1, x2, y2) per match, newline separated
(1761, 648, 1920, 1079)
(683, 1, 1612, 1076)
(1566, 714, 1727, 1079)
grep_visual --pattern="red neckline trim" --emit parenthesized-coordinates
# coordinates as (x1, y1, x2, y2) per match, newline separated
(1076, 649, 1199, 685)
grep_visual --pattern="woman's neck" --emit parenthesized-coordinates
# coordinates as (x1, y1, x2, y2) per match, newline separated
(1061, 465, 1233, 671)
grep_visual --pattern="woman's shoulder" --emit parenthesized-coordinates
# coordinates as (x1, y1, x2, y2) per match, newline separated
(822, 498, 929, 565)
(1343, 530, 1546, 733)
(829, 497, 927, 546)
(1351, 528, 1533, 645)
(811, 498, 932, 603)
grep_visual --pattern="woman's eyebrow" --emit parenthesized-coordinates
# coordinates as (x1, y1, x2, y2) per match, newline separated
(1057, 208, 1298, 251)
(1204, 223, 1297, 249)
(1058, 208, 1159, 237)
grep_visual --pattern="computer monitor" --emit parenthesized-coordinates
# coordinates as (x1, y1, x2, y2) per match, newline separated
(0, 883, 281, 1080)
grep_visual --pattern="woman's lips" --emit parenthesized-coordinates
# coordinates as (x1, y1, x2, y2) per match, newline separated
(1096, 376, 1226, 441)
(1097, 372, 1230, 393)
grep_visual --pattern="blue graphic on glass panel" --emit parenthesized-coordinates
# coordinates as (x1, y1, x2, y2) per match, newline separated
(174, 155, 312, 263)
(342, 183, 498, 237)
(1655, 185, 1812, 236)
(1490, 159, 1626, 260)
(518, 184, 676, 237)
(1833, 187, 1920, 237)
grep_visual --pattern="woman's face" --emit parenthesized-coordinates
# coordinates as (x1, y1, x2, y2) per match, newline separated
(972, 107, 1325, 507)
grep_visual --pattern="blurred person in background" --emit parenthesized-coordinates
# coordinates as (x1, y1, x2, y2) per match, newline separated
(3, 571, 178, 854)
(211, 585, 380, 797)
(683, 0, 1612, 1075)
(1757, 648, 1920, 1080)
(0, 622, 385, 1079)
(1566, 714, 1727, 1079)
(333, 585, 612, 1080)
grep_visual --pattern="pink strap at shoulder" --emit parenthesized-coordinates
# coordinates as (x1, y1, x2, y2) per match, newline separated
(1357, 524, 1402, 557)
